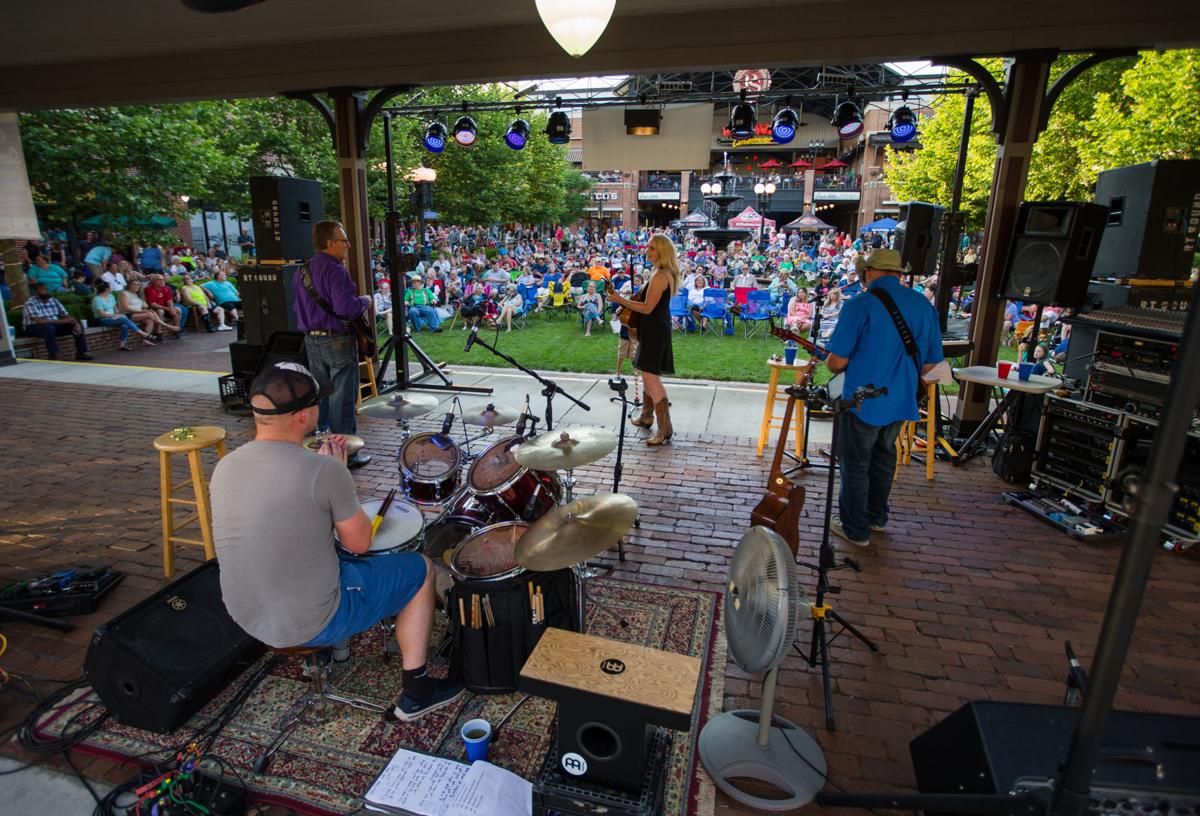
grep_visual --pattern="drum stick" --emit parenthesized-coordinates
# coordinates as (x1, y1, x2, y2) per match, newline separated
(458, 597, 466, 627)
(371, 489, 397, 538)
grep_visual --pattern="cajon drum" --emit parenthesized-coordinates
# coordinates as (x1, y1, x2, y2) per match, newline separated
(519, 628, 701, 793)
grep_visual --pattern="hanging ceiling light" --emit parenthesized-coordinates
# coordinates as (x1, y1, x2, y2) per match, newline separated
(546, 103, 572, 144)
(832, 99, 864, 140)
(505, 117, 531, 150)
(888, 105, 918, 143)
(728, 91, 756, 139)
(534, 0, 616, 57)
(423, 120, 448, 153)
(771, 104, 800, 145)
(452, 115, 477, 147)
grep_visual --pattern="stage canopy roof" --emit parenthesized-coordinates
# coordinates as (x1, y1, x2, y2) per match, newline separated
(1, 1, 1198, 110)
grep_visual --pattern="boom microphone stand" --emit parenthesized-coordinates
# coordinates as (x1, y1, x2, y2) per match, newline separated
(792, 381, 884, 731)
(606, 376, 635, 564)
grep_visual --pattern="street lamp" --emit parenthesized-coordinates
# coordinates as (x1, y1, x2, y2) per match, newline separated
(753, 181, 775, 246)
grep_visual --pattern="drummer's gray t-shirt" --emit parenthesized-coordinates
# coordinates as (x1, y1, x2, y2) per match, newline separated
(211, 440, 361, 648)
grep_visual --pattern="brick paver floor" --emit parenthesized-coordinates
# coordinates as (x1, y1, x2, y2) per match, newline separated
(1, 376, 1197, 815)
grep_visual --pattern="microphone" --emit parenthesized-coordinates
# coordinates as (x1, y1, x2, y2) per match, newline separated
(464, 323, 479, 353)
(440, 411, 454, 435)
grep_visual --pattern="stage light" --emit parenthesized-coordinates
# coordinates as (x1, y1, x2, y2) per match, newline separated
(535, 0, 615, 57)
(505, 118, 530, 150)
(452, 115, 477, 147)
(546, 110, 572, 144)
(728, 92, 756, 139)
(832, 100, 864, 139)
(771, 106, 799, 144)
(423, 121, 448, 153)
(888, 105, 917, 143)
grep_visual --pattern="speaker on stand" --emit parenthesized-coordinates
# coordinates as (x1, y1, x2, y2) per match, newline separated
(999, 202, 1109, 308)
(249, 176, 323, 263)
(895, 201, 945, 280)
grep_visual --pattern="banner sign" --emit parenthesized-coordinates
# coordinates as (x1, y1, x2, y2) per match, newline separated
(0, 113, 42, 240)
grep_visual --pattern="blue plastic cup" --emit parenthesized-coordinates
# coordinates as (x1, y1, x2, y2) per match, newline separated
(461, 718, 491, 762)
(1018, 361, 1033, 381)
(784, 345, 798, 365)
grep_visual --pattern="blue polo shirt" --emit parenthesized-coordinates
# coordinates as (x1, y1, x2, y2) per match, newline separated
(827, 275, 943, 426)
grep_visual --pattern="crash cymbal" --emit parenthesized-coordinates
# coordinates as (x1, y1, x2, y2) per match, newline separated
(515, 493, 637, 572)
(302, 434, 365, 454)
(514, 427, 617, 471)
(359, 392, 440, 421)
(459, 402, 521, 427)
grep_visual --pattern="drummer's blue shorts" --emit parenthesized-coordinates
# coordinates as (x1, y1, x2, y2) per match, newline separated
(303, 552, 429, 647)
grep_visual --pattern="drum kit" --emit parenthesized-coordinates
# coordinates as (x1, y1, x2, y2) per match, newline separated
(353, 391, 639, 631)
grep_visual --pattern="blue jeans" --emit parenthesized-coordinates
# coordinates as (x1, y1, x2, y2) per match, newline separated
(25, 323, 88, 358)
(96, 315, 140, 344)
(408, 304, 441, 331)
(836, 412, 903, 541)
(305, 333, 359, 435)
(177, 304, 190, 329)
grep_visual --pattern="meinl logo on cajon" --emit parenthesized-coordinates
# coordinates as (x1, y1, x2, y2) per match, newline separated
(600, 658, 625, 675)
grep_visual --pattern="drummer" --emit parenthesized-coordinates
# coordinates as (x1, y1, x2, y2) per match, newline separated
(211, 362, 464, 721)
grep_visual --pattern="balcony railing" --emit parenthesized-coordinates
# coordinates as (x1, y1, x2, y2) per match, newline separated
(813, 175, 860, 191)
(642, 174, 681, 191)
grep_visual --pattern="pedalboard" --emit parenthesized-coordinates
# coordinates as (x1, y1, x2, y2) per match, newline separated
(0, 566, 124, 617)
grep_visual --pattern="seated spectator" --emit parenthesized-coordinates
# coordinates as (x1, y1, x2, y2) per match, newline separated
(818, 288, 842, 341)
(576, 281, 603, 337)
(539, 278, 572, 312)
(587, 259, 611, 283)
(405, 278, 442, 333)
(516, 266, 538, 291)
(374, 281, 394, 334)
(784, 288, 814, 334)
(497, 284, 524, 333)
(22, 284, 93, 360)
(144, 274, 188, 333)
(92, 280, 157, 350)
(426, 275, 445, 306)
(768, 271, 797, 308)
(68, 270, 93, 296)
(27, 255, 69, 292)
(733, 267, 757, 289)
(1031, 342, 1056, 376)
(101, 260, 127, 293)
(121, 279, 181, 338)
(202, 270, 241, 324)
(179, 273, 224, 332)
(568, 267, 589, 295)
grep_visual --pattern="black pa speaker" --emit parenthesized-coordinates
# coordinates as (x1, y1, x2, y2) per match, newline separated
(249, 176, 323, 261)
(999, 202, 1108, 307)
(237, 263, 299, 346)
(83, 561, 265, 734)
(1092, 159, 1200, 282)
(895, 201, 944, 279)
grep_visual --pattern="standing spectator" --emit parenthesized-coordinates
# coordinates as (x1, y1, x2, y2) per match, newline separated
(92, 280, 157, 350)
(139, 243, 164, 273)
(26, 255, 69, 292)
(84, 239, 113, 280)
(202, 270, 242, 325)
(144, 274, 188, 332)
(22, 284, 93, 360)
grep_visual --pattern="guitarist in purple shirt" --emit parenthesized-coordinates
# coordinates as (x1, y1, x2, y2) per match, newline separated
(294, 221, 372, 468)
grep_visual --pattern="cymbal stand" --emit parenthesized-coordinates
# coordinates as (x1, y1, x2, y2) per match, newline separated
(790, 382, 884, 731)
(466, 331, 589, 431)
(452, 396, 495, 463)
(607, 376, 633, 563)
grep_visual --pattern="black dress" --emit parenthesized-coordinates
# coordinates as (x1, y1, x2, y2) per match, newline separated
(634, 273, 675, 376)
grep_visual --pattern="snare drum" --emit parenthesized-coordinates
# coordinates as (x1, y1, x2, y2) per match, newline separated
(449, 521, 529, 583)
(339, 497, 426, 556)
(466, 436, 563, 523)
(399, 432, 462, 505)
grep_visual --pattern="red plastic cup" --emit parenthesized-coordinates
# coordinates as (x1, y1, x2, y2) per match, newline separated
(997, 361, 1013, 379)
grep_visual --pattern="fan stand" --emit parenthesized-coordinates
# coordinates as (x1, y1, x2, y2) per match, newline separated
(698, 666, 828, 811)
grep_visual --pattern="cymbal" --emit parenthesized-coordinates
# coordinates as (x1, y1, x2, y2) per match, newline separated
(459, 402, 521, 427)
(302, 434, 365, 454)
(515, 493, 638, 572)
(514, 427, 617, 470)
(359, 392, 440, 421)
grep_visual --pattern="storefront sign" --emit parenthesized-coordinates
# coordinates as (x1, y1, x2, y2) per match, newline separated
(730, 136, 775, 148)
(814, 191, 860, 202)
(592, 191, 619, 201)
(638, 191, 680, 201)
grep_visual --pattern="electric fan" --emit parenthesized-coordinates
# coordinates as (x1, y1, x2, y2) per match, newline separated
(698, 526, 827, 810)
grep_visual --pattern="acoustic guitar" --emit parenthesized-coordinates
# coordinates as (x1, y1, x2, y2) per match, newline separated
(750, 358, 816, 555)
(610, 281, 646, 341)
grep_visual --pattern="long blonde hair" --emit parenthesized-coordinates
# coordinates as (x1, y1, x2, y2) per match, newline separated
(648, 233, 680, 294)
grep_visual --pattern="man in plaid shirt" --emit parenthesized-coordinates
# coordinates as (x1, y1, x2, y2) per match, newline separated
(23, 284, 93, 360)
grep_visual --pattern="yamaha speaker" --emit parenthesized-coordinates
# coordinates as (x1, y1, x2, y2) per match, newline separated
(249, 176, 323, 261)
(237, 263, 299, 346)
(83, 561, 264, 734)
(999, 202, 1108, 307)
(1092, 159, 1200, 282)
(895, 201, 944, 279)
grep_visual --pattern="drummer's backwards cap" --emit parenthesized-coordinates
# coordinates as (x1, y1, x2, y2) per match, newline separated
(249, 362, 328, 415)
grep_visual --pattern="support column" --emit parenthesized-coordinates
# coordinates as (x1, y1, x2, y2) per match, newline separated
(803, 166, 816, 210)
(955, 54, 1054, 428)
(332, 91, 372, 295)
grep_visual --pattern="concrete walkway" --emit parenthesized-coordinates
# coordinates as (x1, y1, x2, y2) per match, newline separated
(0, 358, 834, 445)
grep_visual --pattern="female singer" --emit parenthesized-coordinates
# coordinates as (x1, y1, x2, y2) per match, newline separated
(605, 233, 680, 446)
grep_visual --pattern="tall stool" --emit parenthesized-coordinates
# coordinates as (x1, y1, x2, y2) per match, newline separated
(154, 426, 227, 577)
(757, 359, 813, 458)
(356, 357, 379, 411)
(896, 381, 942, 481)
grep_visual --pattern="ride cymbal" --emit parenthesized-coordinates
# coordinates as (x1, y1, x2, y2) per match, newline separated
(459, 403, 521, 427)
(359, 392, 440, 420)
(515, 493, 637, 571)
(513, 427, 617, 471)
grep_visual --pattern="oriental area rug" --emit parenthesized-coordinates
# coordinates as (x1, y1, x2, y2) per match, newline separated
(37, 578, 726, 816)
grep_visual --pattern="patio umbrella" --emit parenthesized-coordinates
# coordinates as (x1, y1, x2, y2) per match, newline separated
(78, 214, 178, 230)
(818, 159, 848, 171)
(788, 159, 811, 168)
(780, 211, 834, 233)
(759, 159, 783, 168)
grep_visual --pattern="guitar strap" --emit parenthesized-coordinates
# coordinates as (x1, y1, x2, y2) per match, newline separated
(870, 286, 923, 407)
(299, 263, 348, 331)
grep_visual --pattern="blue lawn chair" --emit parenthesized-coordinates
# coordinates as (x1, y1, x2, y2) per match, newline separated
(741, 290, 773, 339)
(669, 292, 692, 333)
(699, 287, 729, 337)
(512, 285, 537, 329)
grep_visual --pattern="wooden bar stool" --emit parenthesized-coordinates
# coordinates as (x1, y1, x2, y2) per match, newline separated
(895, 381, 941, 481)
(154, 426, 227, 577)
(356, 357, 379, 412)
(757, 359, 813, 458)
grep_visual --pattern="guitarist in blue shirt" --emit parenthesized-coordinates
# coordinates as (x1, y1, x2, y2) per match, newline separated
(824, 249, 943, 548)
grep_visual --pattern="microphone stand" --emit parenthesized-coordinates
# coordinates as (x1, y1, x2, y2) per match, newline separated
(606, 376, 634, 564)
(465, 329, 590, 431)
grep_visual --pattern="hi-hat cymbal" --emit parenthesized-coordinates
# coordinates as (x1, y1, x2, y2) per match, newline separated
(303, 434, 365, 454)
(515, 493, 638, 572)
(514, 427, 617, 471)
(359, 392, 440, 421)
(459, 403, 520, 427)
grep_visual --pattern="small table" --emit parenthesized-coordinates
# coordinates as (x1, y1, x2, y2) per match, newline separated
(519, 628, 700, 793)
(952, 366, 1059, 463)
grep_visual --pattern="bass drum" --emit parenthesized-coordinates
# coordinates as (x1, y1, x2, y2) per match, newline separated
(466, 436, 562, 523)
(399, 432, 462, 505)
(423, 518, 475, 565)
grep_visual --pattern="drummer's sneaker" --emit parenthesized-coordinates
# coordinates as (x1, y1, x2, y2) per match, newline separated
(392, 678, 465, 722)
(829, 518, 870, 548)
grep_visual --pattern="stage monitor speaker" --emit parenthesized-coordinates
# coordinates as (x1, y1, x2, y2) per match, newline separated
(895, 201, 944, 279)
(1092, 159, 1200, 282)
(83, 561, 264, 734)
(228, 341, 264, 378)
(249, 176, 323, 261)
(999, 201, 1108, 307)
(238, 263, 299, 347)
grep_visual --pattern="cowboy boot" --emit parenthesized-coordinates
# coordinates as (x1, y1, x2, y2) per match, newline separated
(631, 396, 655, 428)
(647, 401, 673, 446)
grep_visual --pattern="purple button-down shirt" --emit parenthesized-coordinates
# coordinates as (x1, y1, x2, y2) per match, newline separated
(293, 251, 368, 332)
